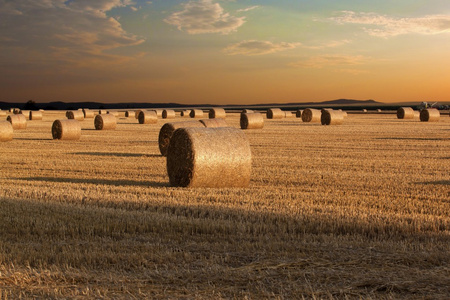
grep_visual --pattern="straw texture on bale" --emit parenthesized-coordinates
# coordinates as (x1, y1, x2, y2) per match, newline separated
(209, 108, 226, 119)
(94, 114, 117, 130)
(242, 109, 254, 114)
(189, 109, 204, 118)
(240, 113, 264, 130)
(99, 110, 108, 115)
(199, 118, 228, 128)
(397, 107, 414, 119)
(338, 109, 348, 118)
(266, 108, 284, 119)
(20, 110, 30, 119)
(52, 119, 81, 140)
(158, 121, 205, 156)
(82, 109, 95, 118)
(162, 109, 176, 119)
(66, 110, 84, 121)
(7, 114, 27, 130)
(180, 110, 190, 117)
(29, 111, 43, 120)
(138, 110, 157, 124)
(301, 108, 321, 123)
(0, 121, 13, 142)
(284, 111, 295, 118)
(414, 111, 420, 119)
(420, 109, 440, 122)
(295, 110, 303, 118)
(166, 127, 252, 188)
(152, 109, 163, 118)
(321, 110, 344, 125)
(107, 111, 119, 117)
(135, 110, 143, 119)
(0, 110, 6, 117)
(125, 111, 135, 118)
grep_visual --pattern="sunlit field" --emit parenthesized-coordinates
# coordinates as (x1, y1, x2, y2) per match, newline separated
(0, 110, 449, 299)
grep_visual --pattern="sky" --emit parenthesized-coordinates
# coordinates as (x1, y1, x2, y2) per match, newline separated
(1, 0, 450, 104)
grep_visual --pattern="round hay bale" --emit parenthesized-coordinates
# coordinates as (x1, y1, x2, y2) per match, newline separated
(242, 109, 254, 114)
(7, 114, 27, 130)
(338, 109, 348, 118)
(107, 111, 119, 117)
(321, 110, 344, 125)
(301, 108, 321, 123)
(13, 108, 21, 114)
(66, 110, 84, 121)
(29, 110, 43, 120)
(20, 110, 30, 119)
(189, 109, 204, 118)
(125, 110, 135, 118)
(138, 110, 157, 124)
(52, 119, 81, 140)
(240, 113, 264, 130)
(209, 108, 226, 119)
(377, 109, 382, 112)
(397, 107, 414, 119)
(98, 109, 108, 115)
(200, 118, 228, 128)
(284, 111, 295, 118)
(94, 114, 117, 130)
(82, 109, 94, 118)
(0, 121, 13, 142)
(135, 110, 143, 119)
(362, 109, 368, 113)
(162, 109, 176, 119)
(295, 110, 303, 118)
(0, 110, 6, 117)
(420, 109, 440, 122)
(266, 108, 284, 119)
(414, 111, 420, 119)
(152, 109, 163, 118)
(180, 110, 190, 117)
(167, 127, 252, 188)
(158, 121, 205, 156)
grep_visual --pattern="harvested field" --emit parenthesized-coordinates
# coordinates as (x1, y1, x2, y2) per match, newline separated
(0, 111, 449, 299)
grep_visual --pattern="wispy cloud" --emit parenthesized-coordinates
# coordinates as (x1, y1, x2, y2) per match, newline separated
(224, 40, 301, 55)
(237, 6, 259, 13)
(164, 0, 245, 34)
(290, 54, 368, 68)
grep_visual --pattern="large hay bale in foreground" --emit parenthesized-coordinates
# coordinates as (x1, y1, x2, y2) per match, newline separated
(321, 110, 344, 125)
(29, 111, 43, 120)
(7, 114, 27, 130)
(190, 109, 204, 118)
(397, 107, 414, 119)
(82, 109, 95, 118)
(240, 113, 264, 129)
(199, 118, 228, 128)
(94, 114, 116, 130)
(66, 110, 84, 121)
(167, 127, 252, 188)
(158, 121, 205, 156)
(138, 110, 157, 124)
(302, 108, 321, 123)
(209, 108, 226, 119)
(162, 109, 176, 119)
(420, 109, 440, 122)
(52, 119, 81, 140)
(0, 121, 13, 142)
(266, 108, 284, 119)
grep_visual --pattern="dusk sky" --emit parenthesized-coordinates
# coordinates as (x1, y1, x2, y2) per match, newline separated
(1, 0, 450, 104)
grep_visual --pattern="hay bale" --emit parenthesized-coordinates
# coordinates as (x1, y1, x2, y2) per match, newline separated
(414, 111, 420, 119)
(266, 108, 284, 119)
(377, 109, 382, 113)
(284, 111, 295, 118)
(98, 109, 108, 115)
(0, 121, 13, 142)
(107, 111, 119, 117)
(0, 110, 6, 117)
(94, 114, 117, 130)
(240, 113, 264, 129)
(66, 110, 84, 121)
(397, 107, 414, 119)
(153, 109, 163, 118)
(180, 110, 190, 117)
(295, 110, 303, 118)
(200, 118, 228, 128)
(138, 110, 157, 124)
(162, 109, 176, 119)
(125, 110, 135, 118)
(362, 109, 368, 113)
(135, 110, 143, 119)
(52, 119, 81, 140)
(29, 111, 43, 120)
(82, 109, 95, 118)
(7, 114, 27, 130)
(338, 109, 348, 118)
(209, 108, 226, 119)
(321, 110, 344, 125)
(166, 127, 252, 188)
(190, 109, 204, 118)
(420, 109, 440, 122)
(13, 108, 20, 114)
(301, 108, 321, 123)
(158, 121, 205, 156)
(242, 109, 254, 114)
(20, 110, 30, 119)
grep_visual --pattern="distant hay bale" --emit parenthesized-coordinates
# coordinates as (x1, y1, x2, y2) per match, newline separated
(321, 110, 344, 125)
(242, 109, 254, 114)
(52, 119, 81, 140)
(20, 110, 30, 119)
(13, 108, 20, 114)
(151, 109, 163, 118)
(98, 110, 108, 115)
(414, 111, 420, 119)
(266, 108, 284, 119)
(362, 109, 368, 113)
(295, 110, 303, 118)
(0, 121, 13, 142)
(166, 127, 252, 188)
(180, 110, 190, 117)
(0, 110, 6, 117)
(125, 111, 135, 118)
(94, 114, 117, 130)
(377, 109, 382, 113)
(301, 108, 321, 123)
(284, 111, 295, 118)
(190, 109, 204, 118)
(107, 111, 119, 117)
(200, 118, 228, 128)
(82, 109, 95, 118)
(7, 114, 27, 130)
(397, 107, 414, 119)
(209, 108, 226, 119)
(135, 110, 143, 119)
(66, 110, 84, 121)
(338, 109, 348, 118)
(29, 111, 43, 120)
(138, 110, 157, 124)
(420, 109, 440, 122)
(162, 109, 176, 119)
(158, 121, 205, 156)
(240, 113, 264, 130)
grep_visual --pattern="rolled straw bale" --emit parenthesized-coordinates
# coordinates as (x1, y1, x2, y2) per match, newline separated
(189, 109, 204, 118)
(266, 108, 284, 119)
(150, 109, 163, 118)
(321, 110, 344, 125)
(200, 118, 228, 128)
(295, 110, 303, 118)
(301, 108, 321, 123)
(20, 110, 30, 119)
(166, 127, 252, 188)
(180, 110, 190, 117)
(7, 114, 27, 130)
(240, 113, 264, 130)
(209, 108, 226, 119)
(242, 109, 254, 113)
(377, 109, 382, 113)
(107, 111, 119, 117)
(29, 110, 43, 120)
(420, 109, 440, 122)
(0, 110, 6, 117)
(94, 114, 117, 130)
(397, 107, 414, 119)
(135, 110, 143, 119)
(13, 108, 20, 114)
(284, 111, 295, 118)
(362, 109, 368, 113)
(414, 111, 420, 119)
(52, 119, 81, 140)
(66, 110, 84, 121)
(321, 108, 333, 113)
(338, 109, 348, 118)
(158, 121, 205, 156)
(98, 109, 108, 115)
(138, 110, 157, 124)
(162, 109, 176, 119)
(0, 121, 13, 142)
(125, 111, 135, 118)
(82, 109, 95, 118)
(9, 108, 14, 113)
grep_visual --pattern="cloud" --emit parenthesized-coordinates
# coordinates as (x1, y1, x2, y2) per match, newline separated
(331, 11, 450, 37)
(224, 40, 301, 55)
(237, 6, 259, 13)
(164, 0, 245, 34)
(290, 55, 367, 68)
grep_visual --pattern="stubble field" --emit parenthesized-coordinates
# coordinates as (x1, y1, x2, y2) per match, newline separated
(0, 110, 449, 299)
